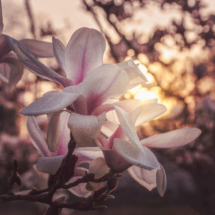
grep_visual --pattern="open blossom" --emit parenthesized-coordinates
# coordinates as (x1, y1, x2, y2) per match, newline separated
(26, 115, 105, 197)
(0, 1, 54, 91)
(19, 28, 148, 152)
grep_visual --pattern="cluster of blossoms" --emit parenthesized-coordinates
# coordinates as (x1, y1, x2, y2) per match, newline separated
(0, 2, 201, 213)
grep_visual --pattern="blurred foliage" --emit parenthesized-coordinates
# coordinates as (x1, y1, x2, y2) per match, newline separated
(82, 0, 215, 213)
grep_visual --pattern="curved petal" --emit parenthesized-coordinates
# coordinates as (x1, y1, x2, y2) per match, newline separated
(36, 156, 64, 175)
(68, 167, 91, 198)
(54, 111, 70, 156)
(128, 165, 157, 191)
(89, 157, 109, 190)
(65, 28, 106, 84)
(114, 105, 140, 146)
(117, 60, 148, 88)
(21, 39, 54, 58)
(156, 164, 167, 197)
(0, 62, 9, 82)
(133, 103, 167, 126)
(26, 116, 51, 157)
(14, 43, 72, 87)
(0, 57, 23, 92)
(47, 110, 69, 153)
(114, 138, 160, 170)
(68, 112, 105, 147)
(140, 128, 202, 148)
(20, 92, 80, 116)
(52, 37, 66, 74)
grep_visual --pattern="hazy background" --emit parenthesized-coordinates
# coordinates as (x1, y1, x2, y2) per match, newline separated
(1, 0, 215, 214)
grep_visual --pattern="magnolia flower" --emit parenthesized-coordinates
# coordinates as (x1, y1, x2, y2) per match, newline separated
(105, 105, 201, 195)
(26, 115, 105, 197)
(0, 1, 54, 91)
(19, 28, 148, 151)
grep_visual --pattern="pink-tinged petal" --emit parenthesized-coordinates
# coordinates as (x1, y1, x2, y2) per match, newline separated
(101, 147, 132, 173)
(68, 112, 105, 147)
(54, 111, 70, 156)
(0, 57, 23, 92)
(74, 147, 104, 167)
(89, 157, 109, 190)
(64, 64, 129, 114)
(114, 138, 160, 170)
(20, 92, 80, 116)
(68, 167, 91, 198)
(133, 103, 167, 126)
(0, 0, 3, 34)
(26, 116, 51, 157)
(47, 111, 66, 152)
(117, 60, 148, 88)
(36, 156, 64, 175)
(0, 62, 9, 82)
(63, 85, 88, 115)
(156, 164, 167, 197)
(65, 28, 106, 84)
(83, 64, 129, 114)
(101, 121, 118, 138)
(21, 39, 54, 58)
(14, 43, 72, 87)
(127, 165, 157, 191)
(52, 37, 66, 74)
(140, 128, 202, 148)
(114, 105, 140, 146)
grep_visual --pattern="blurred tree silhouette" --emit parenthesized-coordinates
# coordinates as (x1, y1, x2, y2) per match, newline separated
(82, 0, 215, 213)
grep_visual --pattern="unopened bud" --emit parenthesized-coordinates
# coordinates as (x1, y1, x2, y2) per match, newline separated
(29, 187, 39, 195)
(94, 193, 107, 202)
(13, 159, 18, 170)
(107, 195, 115, 199)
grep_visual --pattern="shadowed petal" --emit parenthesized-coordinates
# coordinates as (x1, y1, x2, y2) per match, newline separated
(37, 156, 64, 175)
(128, 165, 157, 191)
(26, 116, 51, 157)
(0, 57, 23, 92)
(20, 92, 80, 116)
(65, 28, 106, 84)
(68, 167, 91, 198)
(14, 43, 72, 87)
(140, 128, 202, 148)
(52, 37, 66, 74)
(21, 39, 54, 58)
(114, 138, 160, 170)
(68, 112, 105, 147)
(156, 164, 167, 197)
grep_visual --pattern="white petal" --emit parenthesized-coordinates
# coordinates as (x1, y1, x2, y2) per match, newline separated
(20, 92, 80, 116)
(156, 164, 167, 197)
(133, 103, 167, 126)
(47, 111, 65, 152)
(128, 165, 157, 191)
(114, 105, 140, 146)
(26, 116, 51, 157)
(37, 156, 64, 175)
(65, 28, 105, 84)
(64, 64, 129, 114)
(21, 39, 54, 58)
(68, 112, 105, 147)
(14, 43, 72, 87)
(140, 128, 202, 148)
(114, 138, 160, 170)
(52, 37, 66, 74)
